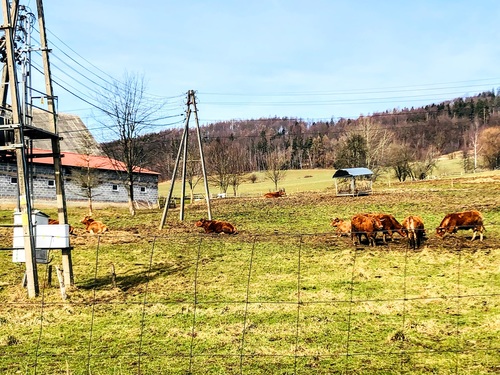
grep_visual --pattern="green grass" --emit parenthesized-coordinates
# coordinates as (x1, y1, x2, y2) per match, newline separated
(159, 156, 500, 199)
(0, 170, 499, 374)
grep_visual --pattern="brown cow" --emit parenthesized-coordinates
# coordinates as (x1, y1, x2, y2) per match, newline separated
(264, 189, 286, 198)
(195, 218, 238, 234)
(48, 218, 76, 235)
(365, 213, 406, 243)
(330, 217, 351, 237)
(80, 216, 108, 234)
(402, 215, 425, 249)
(351, 214, 384, 247)
(436, 210, 485, 241)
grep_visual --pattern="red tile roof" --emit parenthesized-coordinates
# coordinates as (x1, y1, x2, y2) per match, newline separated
(31, 149, 159, 175)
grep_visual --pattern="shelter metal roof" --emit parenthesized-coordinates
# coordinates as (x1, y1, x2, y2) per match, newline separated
(332, 167, 373, 178)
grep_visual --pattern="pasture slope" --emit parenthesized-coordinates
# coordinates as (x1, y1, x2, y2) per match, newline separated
(0, 172, 499, 374)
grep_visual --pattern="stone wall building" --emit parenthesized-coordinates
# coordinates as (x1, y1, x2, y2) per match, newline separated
(0, 111, 159, 205)
(0, 149, 159, 205)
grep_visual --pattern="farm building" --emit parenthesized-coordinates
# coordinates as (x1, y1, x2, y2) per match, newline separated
(0, 149, 159, 205)
(332, 167, 373, 196)
(0, 111, 159, 205)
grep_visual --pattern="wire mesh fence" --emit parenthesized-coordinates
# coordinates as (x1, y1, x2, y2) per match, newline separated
(1, 231, 499, 374)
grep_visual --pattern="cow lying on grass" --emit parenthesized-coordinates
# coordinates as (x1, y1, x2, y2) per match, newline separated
(330, 218, 351, 237)
(402, 215, 425, 249)
(264, 190, 286, 198)
(195, 218, 238, 234)
(436, 210, 485, 241)
(48, 218, 76, 235)
(80, 216, 108, 234)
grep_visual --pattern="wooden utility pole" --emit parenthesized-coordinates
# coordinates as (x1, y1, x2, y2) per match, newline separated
(0, 0, 73, 296)
(1, 0, 38, 297)
(159, 90, 211, 229)
(36, 0, 73, 285)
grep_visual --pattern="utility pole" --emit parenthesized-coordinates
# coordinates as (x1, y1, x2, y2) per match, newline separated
(36, 0, 73, 285)
(159, 90, 211, 229)
(1, 0, 38, 297)
(0, 0, 73, 296)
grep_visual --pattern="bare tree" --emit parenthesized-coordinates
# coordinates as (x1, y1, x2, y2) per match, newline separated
(96, 73, 165, 216)
(265, 149, 288, 191)
(185, 149, 203, 202)
(469, 119, 482, 172)
(228, 145, 248, 196)
(479, 126, 500, 169)
(363, 118, 393, 169)
(410, 148, 437, 180)
(72, 134, 105, 216)
(72, 157, 102, 217)
(204, 138, 233, 194)
(385, 143, 413, 182)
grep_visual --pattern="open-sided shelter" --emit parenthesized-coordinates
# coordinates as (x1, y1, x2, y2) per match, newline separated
(332, 167, 373, 196)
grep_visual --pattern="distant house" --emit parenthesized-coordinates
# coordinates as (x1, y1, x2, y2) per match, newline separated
(0, 149, 159, 205)
(332, 167, 373, 196)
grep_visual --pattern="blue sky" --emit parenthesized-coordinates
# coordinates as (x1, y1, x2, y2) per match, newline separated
(23, 0, 500, 139)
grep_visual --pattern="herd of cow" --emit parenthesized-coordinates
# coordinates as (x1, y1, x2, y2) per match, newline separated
(195, 190, 486, 248)
(48, 189, 486, 249)
(331, 209, 485, 248)
(195, 203, 486, 249)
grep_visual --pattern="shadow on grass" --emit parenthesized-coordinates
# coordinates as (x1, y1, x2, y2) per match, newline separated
(78, 260, 192, 292)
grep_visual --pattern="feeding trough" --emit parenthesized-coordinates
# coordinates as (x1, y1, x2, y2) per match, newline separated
(332, 167, 373, 196)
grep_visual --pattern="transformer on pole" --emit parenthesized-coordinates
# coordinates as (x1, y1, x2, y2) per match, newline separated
(0, 0, 72, 297)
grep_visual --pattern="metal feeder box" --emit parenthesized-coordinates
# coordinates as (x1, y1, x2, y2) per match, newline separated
(12, 210, 70, 263)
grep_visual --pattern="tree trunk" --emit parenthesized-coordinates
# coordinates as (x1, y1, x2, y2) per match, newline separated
(87, 196, 93, 217)
(128, 177, 136, 216)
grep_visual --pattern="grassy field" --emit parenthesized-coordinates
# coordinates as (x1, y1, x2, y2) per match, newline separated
(0, 168, 499, 374)
(159, 156, 485, 199)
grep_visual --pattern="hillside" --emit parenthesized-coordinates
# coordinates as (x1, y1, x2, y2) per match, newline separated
(123, 91, 500, 182)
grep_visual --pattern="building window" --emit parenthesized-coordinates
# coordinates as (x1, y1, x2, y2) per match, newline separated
(48, 180, 55, 187)
(10, 177, 17, 184)
(112, 184, 118, 192)
(140, 186, 146, 193)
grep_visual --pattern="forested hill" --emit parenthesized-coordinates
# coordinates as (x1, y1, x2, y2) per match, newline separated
(128, 91, 500, 181)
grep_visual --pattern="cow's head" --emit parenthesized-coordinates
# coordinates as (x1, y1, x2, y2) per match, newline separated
(80, 216, 92, 224)
(195, 218, 207, 227)
(330, 218, 342, 227)
(435, 227, 446, 237)
(373, 217, 384, 231)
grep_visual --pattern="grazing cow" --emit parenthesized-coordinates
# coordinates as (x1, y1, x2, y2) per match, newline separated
(365, 213, 406, 243)
(351, 214, 384, 247)
(330, 218, 351, 237)
(436, 210, 485, 241)
(80, 216, 108, 234)
(48, 218, 75, 235)
(402, 215, 425, 249)
(195, 218, 238, 235)
(264, 189, 286, 198)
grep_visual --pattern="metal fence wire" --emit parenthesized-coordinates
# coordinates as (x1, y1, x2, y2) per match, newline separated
(1, 231, 499, 374)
